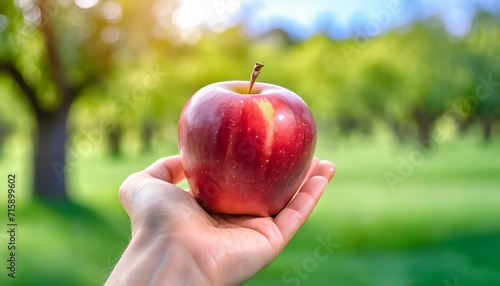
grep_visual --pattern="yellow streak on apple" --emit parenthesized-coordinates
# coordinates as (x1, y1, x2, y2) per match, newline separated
(258, 99, 275, 156)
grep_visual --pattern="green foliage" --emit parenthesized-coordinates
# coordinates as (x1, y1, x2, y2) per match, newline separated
(1, 3, 499, 148)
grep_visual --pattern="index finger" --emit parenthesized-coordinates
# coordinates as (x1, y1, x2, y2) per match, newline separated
(118, 155, 187, 234)
(142, 155, 186, 184)
(273, 161, 335, 246)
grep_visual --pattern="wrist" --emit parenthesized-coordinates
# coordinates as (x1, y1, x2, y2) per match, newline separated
(106, 229, 213, 286)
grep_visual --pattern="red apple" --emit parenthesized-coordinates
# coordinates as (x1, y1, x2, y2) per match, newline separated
(178, 63, 316, 216)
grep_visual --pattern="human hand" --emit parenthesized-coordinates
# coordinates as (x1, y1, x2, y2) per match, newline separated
(106, 155, 335, 286)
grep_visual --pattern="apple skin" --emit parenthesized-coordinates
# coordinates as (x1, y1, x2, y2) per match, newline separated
(178, 80, 316, 216)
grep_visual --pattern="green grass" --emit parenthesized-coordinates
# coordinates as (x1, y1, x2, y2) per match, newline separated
(0, 134, 499, 286)
(245, 135, 500, 285)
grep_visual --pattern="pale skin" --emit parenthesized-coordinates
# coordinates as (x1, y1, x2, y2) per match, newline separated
(106, 155, 335, 286)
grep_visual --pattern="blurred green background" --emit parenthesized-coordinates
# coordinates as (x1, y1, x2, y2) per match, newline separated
(1, 0, 500, 285)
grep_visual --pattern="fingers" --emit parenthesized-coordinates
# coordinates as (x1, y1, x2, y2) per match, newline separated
(142, 155, 186, 184)
(307, 157, 320, 179)
(274, 161, 335, 246)
(299, 157, 320, 187)
(119, 155, 185, 207)
(313, 160, 336, 182)
(118, 156, 186, 230)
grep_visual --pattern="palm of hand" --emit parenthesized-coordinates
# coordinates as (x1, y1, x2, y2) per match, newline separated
(119, 155, 334, 285)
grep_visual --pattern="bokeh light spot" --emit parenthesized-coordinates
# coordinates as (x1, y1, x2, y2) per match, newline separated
(100, 1, 122, 23)
(101, 25, 120, 43)
(23, 5, 41, 25)
(75, 0, 100, 9)
(15, 0, 35, 10)
(0, 15, 8, 33)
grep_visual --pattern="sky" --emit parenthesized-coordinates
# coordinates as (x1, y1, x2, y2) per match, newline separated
(173, 0, 500, 40)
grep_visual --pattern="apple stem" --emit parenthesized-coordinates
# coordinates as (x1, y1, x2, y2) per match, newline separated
(248, 62, 264, 94)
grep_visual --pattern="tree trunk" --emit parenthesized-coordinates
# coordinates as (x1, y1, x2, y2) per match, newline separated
(34, 107, 69, 200)
(417, 122, 432, 149)
(389, 121, 407, 144)
(414, 109, 435, 149)
(338, 116, 358, 136)
(457, 117, 473, 137)
(108, 124, 122, 157)
(481, 116, 492, 142)
(0, 123, 10, 158)
(141, 121, 154, 153)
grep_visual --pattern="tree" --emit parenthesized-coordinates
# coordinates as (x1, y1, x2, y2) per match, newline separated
(355, 22, 475, 148)
(0, 0, 176, 199)
(1, 0, 100, 199)
(462, 12, 500, 141)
